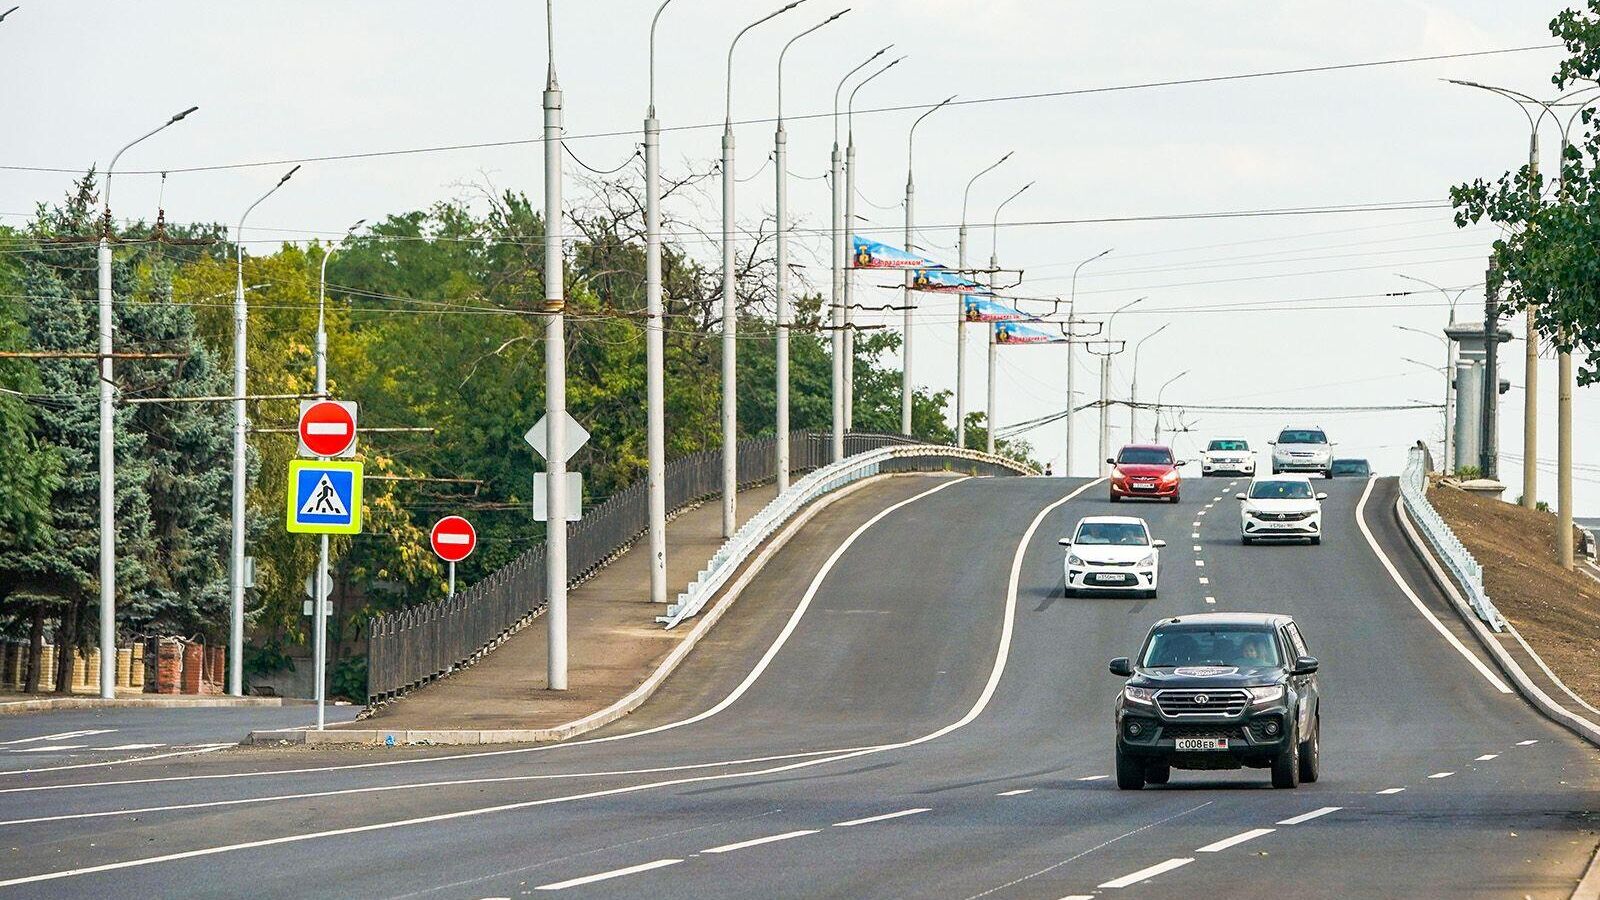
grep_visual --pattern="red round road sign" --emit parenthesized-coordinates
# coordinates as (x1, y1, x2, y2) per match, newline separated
(298, 401, 357, 457)
(430, 516, 477, 563)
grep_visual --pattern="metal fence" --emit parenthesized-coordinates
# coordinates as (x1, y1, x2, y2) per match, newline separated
(1399, 446, 1506, 631)
(366, 429, 956, 703)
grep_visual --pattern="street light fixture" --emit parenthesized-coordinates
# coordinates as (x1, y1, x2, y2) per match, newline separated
(984, 182, 1032, 456)
(901, 94, 953, 435)
(954, 150, 1011, 448)
(1153, 370, 1188, 443)
(641, 0, 678, 609)
(94, 104, 197, 700)
(1098, 296, 1144, 473)
(1064, 247, 1112, 475)
(1129, 322, 1170, 443)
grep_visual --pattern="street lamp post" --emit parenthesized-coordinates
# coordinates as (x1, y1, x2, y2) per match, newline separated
(830, 45, 888, 461)
(542, 0, 569, 690)
(1129, 322, 1169, 443)
(644, 0, 677, 603)
(1065, 248, 1112, 474)
(229, 163, 297, 697)
(903, 95, 954, 435)
(1098, 297, 1143, 472)
(1153, 370, 1188, 442)
(776, 9, 847, 490)
(842, 55, 903, 430)
(96, 105, 197, 699)
(956, 151, 1011, 448)
(986, 181, 1031, 455)
(1394, 316, 1458, 472)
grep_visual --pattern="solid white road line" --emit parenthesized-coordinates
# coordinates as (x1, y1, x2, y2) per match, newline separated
(1197, 828, 1274, 853)
(1099, 857, 1195, 888)
(1377, 787, 1405, 794)
(1517, 739, 1538, 746)
(832, 808, 929, 828)
(96, 744, 166, 751)
(703, 829, 817, 854)
(1475, 754, 1498, 761)
(1428, 771, 1454, 779)
(997, 789, 1033, 796)
(0, 729, 115, 746)
(535, 859, 682, 891)
(15, 745, 87, 753)
(0, 746, 227, 778)
(1077, 775, 1109, 782)
(0, 478, 1109, 888)
(1353, 478, 1511, 694)
(1277, 806, 1341, 825)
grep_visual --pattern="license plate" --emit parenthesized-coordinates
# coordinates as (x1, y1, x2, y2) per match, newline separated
(1174, 737, 1228, 751)
(1263, 522, 1296, 529)
(1093, 573, 1128, 584)
(1132, 483, 1154, 490)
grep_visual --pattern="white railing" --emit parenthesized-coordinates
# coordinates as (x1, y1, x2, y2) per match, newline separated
(659, 444, 1035, 628)
(1399, 447, 1506, 631)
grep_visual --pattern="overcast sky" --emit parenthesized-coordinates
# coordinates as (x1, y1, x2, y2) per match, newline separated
(3, 1, 1593, 512)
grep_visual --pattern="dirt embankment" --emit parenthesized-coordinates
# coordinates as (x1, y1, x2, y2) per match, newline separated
(1427, 481, 1600, 705)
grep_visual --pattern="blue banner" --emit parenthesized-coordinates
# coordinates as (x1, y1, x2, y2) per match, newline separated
(851, 235, 936, 270)
(962, 296, 1029, 323)
(910, 268, 990, 294)
(994, 320, 1067, 345)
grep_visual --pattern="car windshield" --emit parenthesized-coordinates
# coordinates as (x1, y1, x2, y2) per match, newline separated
(1332, 459, 1368, 475)
(1207, 440, 1248, 451)
(1277, 430, 1327, 444)
(1074, 522, 1149, 546)
(1141, 628, 1282, 668)
(1117, 448, 1173, 465)
(1248, 480, 1314, 500)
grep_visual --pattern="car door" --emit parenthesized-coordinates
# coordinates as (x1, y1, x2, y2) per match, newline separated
(1283, 622, 1317, 731)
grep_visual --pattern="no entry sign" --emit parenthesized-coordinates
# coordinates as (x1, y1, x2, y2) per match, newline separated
(430, 516, 477, 563)
(298, 400, 358, 458)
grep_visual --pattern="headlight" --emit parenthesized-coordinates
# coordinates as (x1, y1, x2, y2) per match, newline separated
(1138, 554, 1155, 567)
(1160, 469, 1179, 482)
(1067, 554, 1085, 566)
(1247, 685, 1285, 703)
(1111, 469, 1127, 481)
(1123, 686, 1155, 704)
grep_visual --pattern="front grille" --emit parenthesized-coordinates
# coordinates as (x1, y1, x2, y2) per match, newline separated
(1155, 689, 1249, 717)
(1161, 724, 1245, 741)
(1253, 511, 1312, 522)
(1088, 559, 1138, 567)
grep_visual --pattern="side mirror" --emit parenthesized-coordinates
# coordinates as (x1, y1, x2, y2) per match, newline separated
(1105, 457, 1116, 466)
(1267, 440, 1276, 446)
(1151, 539, 1166, 548)
(1315, 492, 1328, 501)
(1058, 538, 1072, 547)
(1292, 655, 1319, 676)
(1109, 657, 1134, 677)
(1175, 460, 1189, 468)
(1235, 493, 1247, 501)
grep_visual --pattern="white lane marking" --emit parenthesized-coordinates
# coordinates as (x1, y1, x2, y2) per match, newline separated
(703, 829, 817, 854)
(832, 808, 929, 828)
(1377, 787, 1406, 794)
(1277, 806, 1341, 825)
(535, 859, 682, 891)
(1428, 771, 1454, 779)
(1197, 828, 1274, 853)
(1058, 896, 1095, 900)
(1198, 577, 1209, 585)
(1191, 521, 1201, 527)
(1194, 560, 1205, 567)
(1475, 754, 1498, 761)
(3, 479, 979, 795)
(997, 789, 1033, 796)
(1205, 596, 1216, 604)
(0, 478, 1108, 887)
(1353, 479, 1511, 694)
(1077, 775, 1109, 781)
(0, 746, 226, 778)
(1191, 532, 1199, 539)
(14, 745, 86, 753)
(1517, 739, 1538, 746)
(1099, 857, 1194, 888)
(95, 744, 166, 752)
(1192, 545, 1202, 551)
(0, 749, 856, 828)
(1198, 510, 1207, 516)
(0, 729, 115, 746)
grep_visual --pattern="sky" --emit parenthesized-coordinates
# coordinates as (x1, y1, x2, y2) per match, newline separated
(2, 0, 1594, 513)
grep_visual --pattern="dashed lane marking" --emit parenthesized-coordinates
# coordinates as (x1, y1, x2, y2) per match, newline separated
(1428, 771, 1454, 779)
(1377, 788, 1405, 794)
(1192, 545, 1202, 551)
(1099, 858, 1195, 889)
(1205, 597, 1216, 604)
(997, 789, 1033, 796)
(1517, 739, 1538, 746)
(1475, 754, 1498, 761)
(1191, 532, 1199, 539)
(1194, 560, 1205, 567)
(1197, 828, 1274, 853)
(1077, 775, 1109, 782)
(703, 829, 818, 854)
(535, 859, 682, 891)
(1277, 807, 1341, 825)
(832, 808, 929, 828)
(1198, 577, 1209, 585)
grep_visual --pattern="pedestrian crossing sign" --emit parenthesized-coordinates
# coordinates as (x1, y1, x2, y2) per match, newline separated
(286, 459, 364, 534)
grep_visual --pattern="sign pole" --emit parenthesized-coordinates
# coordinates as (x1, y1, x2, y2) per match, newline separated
(448, 561, 456, 600)
(315, 533, 328, 730)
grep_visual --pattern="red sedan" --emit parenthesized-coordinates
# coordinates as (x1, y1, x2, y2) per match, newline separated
(1107, 444, 1184, 503)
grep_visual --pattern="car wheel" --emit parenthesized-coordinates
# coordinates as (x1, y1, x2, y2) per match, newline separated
(1324, 468, 1334, 479)
(1115, 744, 1145, 790)
(1271, 724, 1301, 789)
(1109, 493, 1121, 503)
(1310, 535, 1321, 546)
(1169, 493, 1180, 504)
(1144, 760, 1171, 785)
(1241, 536, 1254, 546)
(1298, 713, 1321, 783)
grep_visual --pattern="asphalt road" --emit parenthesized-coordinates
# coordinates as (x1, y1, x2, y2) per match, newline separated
(0, 472, 1595, 899)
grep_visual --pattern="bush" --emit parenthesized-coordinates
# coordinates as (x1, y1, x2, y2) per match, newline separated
(331, 655, 367, 702)
(1454, 465, 1483, 480)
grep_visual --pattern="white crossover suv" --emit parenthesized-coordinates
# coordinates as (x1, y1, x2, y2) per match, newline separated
(1270, 427, 1334, 478)
(1060, 516, 1165, 598)
(1201, 438, 1256, 477)
(1237, 475, 1327, 545)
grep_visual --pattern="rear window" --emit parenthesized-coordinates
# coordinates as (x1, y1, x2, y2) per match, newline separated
(1248, 480, 1314, 500)
(1141, 627, 1283, 668)
(1277, 430, 1327, 444)
(1331, 459, 1369, 475)
(1117, 447, 1173, 465)
(1208, 440, 1248, 451)
(1074, 522, 1150, 546)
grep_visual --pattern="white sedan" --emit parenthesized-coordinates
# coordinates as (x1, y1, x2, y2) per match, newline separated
(1059, 515, 1165, 599)
(1237, 475, 1327, 545)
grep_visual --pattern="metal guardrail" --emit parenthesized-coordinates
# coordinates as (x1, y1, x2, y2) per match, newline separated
(1399, 446, 1506, 631)
(365, 430, 942, 703)
(659, 444, 1036, 628)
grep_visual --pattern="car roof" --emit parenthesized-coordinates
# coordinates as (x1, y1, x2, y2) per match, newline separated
(1250, 473, 1314, 483)
(1119, 443, 1172, 451)
(1152, 612, 1293, 629)
(1277, 426, 1325, 433)
(1207, 437, 1249, 442)
(1075, 515, 1148, 526)
(1333, 457, 1368, 464)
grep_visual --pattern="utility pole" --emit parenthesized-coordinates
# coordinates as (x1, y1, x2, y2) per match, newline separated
(985, 181, 1030, 456)
(843, 55, 901, 431)
(1066, 249, 1112, 474)
(956, 151, 1010, 448)
(903, 97, 952, 435)
(644, 0, 673, 603)
(1481, 269, 1499, 480)
(1129, 323, 1169, 444)
(831, 47, 884, 461)
(1087, 341, 1126, 472)
(543, 0, 568, 690)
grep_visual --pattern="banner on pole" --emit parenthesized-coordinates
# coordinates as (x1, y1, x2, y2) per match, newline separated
(994, 320, 1068, 345)
(851, 235, 936, 270)
(910, 268, 990, 294)
(963, 295, 1030, 323)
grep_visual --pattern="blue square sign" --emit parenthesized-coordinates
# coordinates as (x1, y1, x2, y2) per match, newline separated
(286, 460, 363, 534)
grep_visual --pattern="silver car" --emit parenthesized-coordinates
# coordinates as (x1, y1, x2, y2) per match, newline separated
(1270, 427, 1333, 478)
